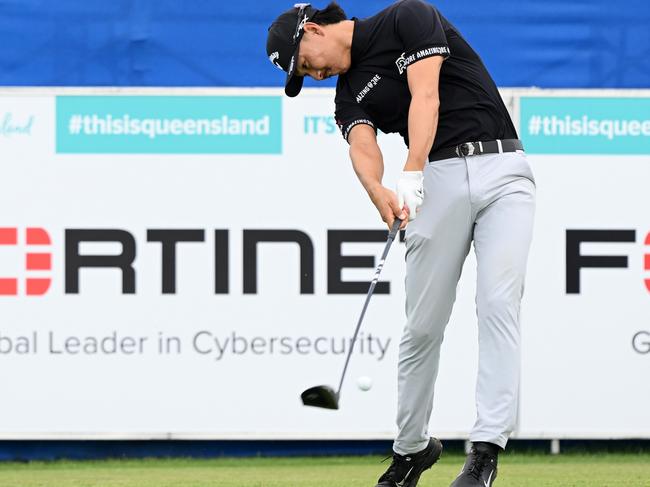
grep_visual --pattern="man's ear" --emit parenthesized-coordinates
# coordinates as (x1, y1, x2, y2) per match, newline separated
(303, 22, 324, 36)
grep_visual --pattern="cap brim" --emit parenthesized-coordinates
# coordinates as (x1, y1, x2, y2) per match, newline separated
(284, 42, 304, 97)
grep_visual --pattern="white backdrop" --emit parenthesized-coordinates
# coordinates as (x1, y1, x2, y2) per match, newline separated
(0, 88, 648, 439)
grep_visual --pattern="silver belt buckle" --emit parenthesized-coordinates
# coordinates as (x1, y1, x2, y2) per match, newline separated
(455, 142, 475, 157)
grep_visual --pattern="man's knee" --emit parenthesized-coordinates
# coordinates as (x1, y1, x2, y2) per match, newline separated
(404, 315, 446, 344)
(477, 290, 521, 326)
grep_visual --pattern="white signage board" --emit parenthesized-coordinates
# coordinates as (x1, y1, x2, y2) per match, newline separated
(0, 88, 648, 439)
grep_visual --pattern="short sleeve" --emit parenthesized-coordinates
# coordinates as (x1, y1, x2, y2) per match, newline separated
(335, 89, 377, 143)
(394, 0, 450, 71)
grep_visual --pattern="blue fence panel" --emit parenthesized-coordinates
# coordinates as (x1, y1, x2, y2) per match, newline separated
(0, 1, 649, 89)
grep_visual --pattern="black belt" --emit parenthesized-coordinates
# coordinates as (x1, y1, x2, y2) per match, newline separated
(428, 139, 524, 162)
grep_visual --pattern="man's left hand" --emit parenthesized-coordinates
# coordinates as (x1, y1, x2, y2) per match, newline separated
(396, 170, 424, 221)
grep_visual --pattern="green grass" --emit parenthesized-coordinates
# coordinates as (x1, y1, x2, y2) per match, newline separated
(0, 454, 648, 486)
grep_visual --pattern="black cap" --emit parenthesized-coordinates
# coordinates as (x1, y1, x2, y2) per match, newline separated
(267, 3, 319, 97)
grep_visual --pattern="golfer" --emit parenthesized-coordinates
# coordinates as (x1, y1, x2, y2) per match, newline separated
(266, 1, 536, 486)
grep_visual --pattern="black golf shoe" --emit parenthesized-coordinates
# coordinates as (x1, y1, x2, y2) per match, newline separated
(449, 442, 499, 487)
(375, 437, 443, 487)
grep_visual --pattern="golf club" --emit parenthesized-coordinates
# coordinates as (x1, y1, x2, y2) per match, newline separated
(301, 217, 402, 410)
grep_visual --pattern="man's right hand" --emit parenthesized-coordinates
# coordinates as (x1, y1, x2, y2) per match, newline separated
(368, 184, 408, 230)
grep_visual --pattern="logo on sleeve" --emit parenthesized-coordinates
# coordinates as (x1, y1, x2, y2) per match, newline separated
(395, 53, 411, 75)
(395, 46, 450, 74)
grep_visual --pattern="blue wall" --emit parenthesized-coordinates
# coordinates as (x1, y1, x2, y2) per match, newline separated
(0, 0, 649, 88)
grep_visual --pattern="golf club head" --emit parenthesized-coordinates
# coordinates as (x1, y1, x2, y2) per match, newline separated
(301, 385, 339, 410)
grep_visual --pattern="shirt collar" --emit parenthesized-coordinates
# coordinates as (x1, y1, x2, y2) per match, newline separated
(350, 17, 370, 66)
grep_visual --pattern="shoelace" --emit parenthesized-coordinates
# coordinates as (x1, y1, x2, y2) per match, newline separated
(466, 451, 491, 480)
(378, 453, 409, 482)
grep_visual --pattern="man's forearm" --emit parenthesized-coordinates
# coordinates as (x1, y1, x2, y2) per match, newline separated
(404, 93, 439, 171)
(350, 139, 385, 196)
(349, 135, 405, 226)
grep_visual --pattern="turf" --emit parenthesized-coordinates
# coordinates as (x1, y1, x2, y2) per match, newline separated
(0, 454, 648, 486)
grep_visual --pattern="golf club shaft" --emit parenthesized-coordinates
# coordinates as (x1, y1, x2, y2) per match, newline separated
(336, 218, 402, 396)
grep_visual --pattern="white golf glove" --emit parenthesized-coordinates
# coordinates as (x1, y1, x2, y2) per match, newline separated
(396, 170, 424, 221)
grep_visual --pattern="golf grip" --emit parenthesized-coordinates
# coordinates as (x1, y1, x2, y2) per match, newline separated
(336, 218, 402, 396)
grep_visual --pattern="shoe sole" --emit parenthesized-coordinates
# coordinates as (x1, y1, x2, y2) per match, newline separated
(403, 438, 443, 487)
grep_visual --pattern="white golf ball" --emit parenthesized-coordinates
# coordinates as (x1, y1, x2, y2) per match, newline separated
(357, 376, 373, 391)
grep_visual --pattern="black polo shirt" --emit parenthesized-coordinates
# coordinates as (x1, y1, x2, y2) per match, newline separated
(335, 0, 518, 157)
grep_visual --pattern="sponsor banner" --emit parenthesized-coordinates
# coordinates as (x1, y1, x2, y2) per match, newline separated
(55, 95, 282, 154)
(1, 89, 649, 439)
(520, 153, 650, 437)
(520, 96, 650, 155)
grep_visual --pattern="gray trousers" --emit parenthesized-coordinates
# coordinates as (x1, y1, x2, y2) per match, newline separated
(394, 151, 536, 454)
